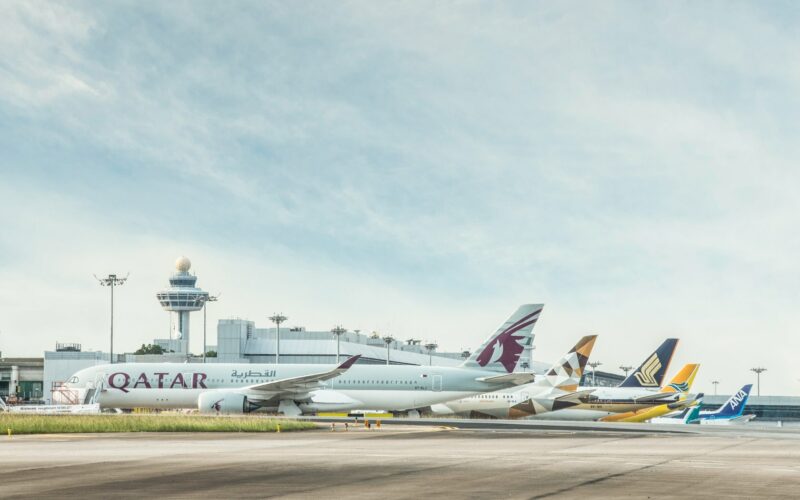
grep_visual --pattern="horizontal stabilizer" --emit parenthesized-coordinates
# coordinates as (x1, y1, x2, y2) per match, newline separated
(477, 372, 536, 385)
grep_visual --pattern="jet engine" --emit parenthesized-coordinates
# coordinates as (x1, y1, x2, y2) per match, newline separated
(197, 391, 251, 414)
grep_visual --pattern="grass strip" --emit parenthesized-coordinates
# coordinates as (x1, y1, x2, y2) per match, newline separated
(0, 414, 317, 434)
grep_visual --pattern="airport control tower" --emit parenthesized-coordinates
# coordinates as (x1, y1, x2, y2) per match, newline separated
(156, 256, 208, 354)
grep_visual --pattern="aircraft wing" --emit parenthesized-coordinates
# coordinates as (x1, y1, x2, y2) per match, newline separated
(633, 392, 681, 403)
(552, 388, 595, 404)
(477, 372, 536, 385)
(241, 355, 361, 394)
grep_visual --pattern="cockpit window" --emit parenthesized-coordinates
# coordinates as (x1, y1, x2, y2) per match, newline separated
(68, 376, 79, 383)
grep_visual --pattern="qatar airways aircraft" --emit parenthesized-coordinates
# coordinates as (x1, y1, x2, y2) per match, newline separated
(64, 304, 543, 415)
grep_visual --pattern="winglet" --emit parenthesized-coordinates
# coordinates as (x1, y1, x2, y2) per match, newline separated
(337, 354, 361, 369)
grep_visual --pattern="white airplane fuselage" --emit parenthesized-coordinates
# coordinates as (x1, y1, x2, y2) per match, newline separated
(66, 362, 511, 413)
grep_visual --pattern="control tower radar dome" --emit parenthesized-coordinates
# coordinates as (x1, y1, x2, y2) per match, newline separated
(175, 256, 191, 272)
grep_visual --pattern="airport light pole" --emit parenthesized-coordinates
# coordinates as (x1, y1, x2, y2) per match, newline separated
(588, 361, 602, 386)
(269, 313, 287, 364)
(424, 342, 438, 366)
(331, 326, 347, 363)
(94, 273, 128, 364)
(712, 380, 720, 395)
(751, 367, 767, 396)
(197, 294, 219, 364)
(383, 335, 395, 366)
(619, 365, 633, 377)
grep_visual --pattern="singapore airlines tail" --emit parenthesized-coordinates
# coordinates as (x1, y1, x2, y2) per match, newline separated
(460, 304, 543, 373)
(618, 338, 678, 388)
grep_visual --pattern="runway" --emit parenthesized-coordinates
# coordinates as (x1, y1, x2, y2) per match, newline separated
(2, 424, 800, 498)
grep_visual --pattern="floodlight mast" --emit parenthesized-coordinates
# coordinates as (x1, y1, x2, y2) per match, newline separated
(94, 273, 129, 364)
(197, 294, 220, 364)
(424, 342, 438, 366)
(269, 314, 288, 363)
(588, 361, 603, 386)
(383, 335, 395, 366)
(331, 326, 347, 363)
(751, 367, 767, 396)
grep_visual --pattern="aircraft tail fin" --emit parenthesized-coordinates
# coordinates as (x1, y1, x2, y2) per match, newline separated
(713, 384, 753, 418)
(536, 335, 597, 391)
(461, 304, 543, 373)
(662, 363, 700, 393)
(618, 338, 678, 388)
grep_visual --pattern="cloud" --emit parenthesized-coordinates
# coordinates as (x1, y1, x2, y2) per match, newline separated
(1, 1, 798, 394)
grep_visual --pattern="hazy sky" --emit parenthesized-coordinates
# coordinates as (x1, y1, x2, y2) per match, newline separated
(2, 1, 798, 395)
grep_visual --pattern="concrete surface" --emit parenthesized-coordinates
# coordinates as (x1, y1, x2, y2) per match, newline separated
(1, 425, 800, 498)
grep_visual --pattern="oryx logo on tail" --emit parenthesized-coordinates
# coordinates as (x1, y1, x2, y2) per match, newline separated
(634, 354, 662, 387)
(464, 304, 543, 373)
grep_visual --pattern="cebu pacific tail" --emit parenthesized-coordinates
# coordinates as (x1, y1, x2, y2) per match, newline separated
(662, 363, 700, 393)
(461, 304, 543, 373)
(618, 338, 679, 388)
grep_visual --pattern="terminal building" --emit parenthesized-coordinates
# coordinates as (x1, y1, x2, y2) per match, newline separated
(0, 356, 44, 402)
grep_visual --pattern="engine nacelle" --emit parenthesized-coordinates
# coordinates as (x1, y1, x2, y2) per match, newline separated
(197, 391, 251, 414)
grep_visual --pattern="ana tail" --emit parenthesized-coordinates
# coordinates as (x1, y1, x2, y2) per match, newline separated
(713, 384, 753, 417)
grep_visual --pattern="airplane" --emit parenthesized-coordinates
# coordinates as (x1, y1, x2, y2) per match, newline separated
(519, 338, 680, 421)
(652, 384, 754, 425)
(429, 335, 597, 418)
(64, 304, 543, 415)
(601, 393, 703, 423)
(597, 364, 701, 422)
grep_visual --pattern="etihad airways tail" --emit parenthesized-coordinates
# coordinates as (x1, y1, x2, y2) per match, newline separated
(536, 335, 597, 392)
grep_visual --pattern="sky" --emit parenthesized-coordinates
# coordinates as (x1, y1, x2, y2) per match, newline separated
(1, 1, 799, 395)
